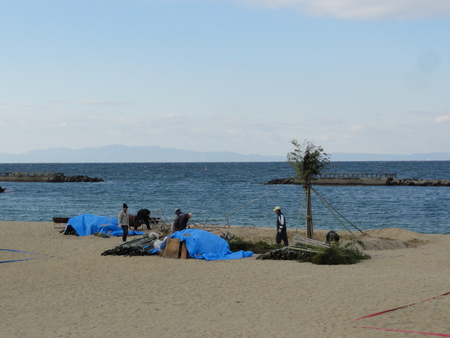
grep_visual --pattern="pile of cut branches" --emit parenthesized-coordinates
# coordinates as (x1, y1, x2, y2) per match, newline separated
(101, 235, 159, 257)
(228, 237, 282, 254)
(256, 239, 371, 265)
(256, 245, 316, 261)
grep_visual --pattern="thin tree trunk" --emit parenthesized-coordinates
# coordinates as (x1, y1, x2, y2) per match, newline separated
(306, 184, 313, 239)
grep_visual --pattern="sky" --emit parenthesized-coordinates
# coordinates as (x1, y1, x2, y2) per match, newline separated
(1, 0, 449, 157)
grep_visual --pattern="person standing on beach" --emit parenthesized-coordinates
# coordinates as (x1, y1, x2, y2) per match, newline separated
(118, 203, 129, 242)
(274, 206, 288, 246)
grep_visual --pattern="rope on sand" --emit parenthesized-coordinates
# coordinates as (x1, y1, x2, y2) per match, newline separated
(355, 326, 450, 337)
(1, 258, 44, 264)
(353, 292, 450, 337)
(0, 248, 41, 254)
(353, 291, 450, 321)
(0, 248, 54, 263)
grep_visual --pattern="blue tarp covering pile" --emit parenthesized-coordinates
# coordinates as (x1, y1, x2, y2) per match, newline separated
(155, 229, 253, 261)
(65, 214, 145, 237)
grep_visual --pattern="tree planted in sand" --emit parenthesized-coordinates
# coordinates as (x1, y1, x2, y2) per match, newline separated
(287, 139, 330, 239)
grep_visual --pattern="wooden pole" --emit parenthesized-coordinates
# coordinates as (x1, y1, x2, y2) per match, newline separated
(306, 184, 313, 239)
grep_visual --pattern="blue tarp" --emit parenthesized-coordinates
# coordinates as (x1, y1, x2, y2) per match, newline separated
(155, 229, 253, 261)
(97, 225, 145, 237)
(65, 214, 145, 237)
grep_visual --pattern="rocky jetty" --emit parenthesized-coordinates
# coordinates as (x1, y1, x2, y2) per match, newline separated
(62, 175, 104, 183)
(0, 172, 103, 183)
(266, 178, 294, 185)
(388, 178, 450, 186)
(266, 177, 450, 186)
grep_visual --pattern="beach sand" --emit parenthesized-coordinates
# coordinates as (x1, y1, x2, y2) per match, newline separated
(1, 221, 449, 337)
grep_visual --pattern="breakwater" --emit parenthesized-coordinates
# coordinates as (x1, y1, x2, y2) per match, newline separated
(0, 172, 103, 183)
(266, 173, 450, 186)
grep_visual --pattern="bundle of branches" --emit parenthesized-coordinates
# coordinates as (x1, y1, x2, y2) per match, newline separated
(256, 246, 316, 261)
(229, 237, 282, 254)
(101, 235, 158, 257)
(311, 239, 371, 265)
(256, 239, 371, 265)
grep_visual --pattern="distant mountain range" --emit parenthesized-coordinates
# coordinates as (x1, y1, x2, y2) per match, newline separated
(0, 145, 449, 163)
(331, 152, 450, 161)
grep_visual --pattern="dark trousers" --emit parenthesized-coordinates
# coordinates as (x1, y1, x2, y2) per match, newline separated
(121, 225, 129, 242)
(276, 231, 289, 246)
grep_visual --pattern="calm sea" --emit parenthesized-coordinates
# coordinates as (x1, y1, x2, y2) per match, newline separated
(1, 161, 449, 234)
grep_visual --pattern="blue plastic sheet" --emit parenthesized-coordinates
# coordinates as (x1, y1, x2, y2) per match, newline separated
(155, 229, 253, 261)
(97, 225, 145, 237)
(65, 214, 145, 237)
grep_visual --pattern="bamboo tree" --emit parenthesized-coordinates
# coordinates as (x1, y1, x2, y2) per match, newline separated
(287, 139, 330, 239)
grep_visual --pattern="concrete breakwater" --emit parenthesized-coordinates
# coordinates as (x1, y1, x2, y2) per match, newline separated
(266, 173, 450, 186)
(0, 172, 103, 183)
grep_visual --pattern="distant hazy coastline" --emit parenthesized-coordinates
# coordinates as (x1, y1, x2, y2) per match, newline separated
(1, 144, 449, 163)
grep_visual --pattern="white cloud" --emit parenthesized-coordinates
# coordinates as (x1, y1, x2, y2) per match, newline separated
(435, 115, 449, 123)
(239, 0, 450, 20)
(49, 100, 130, 106)
(348, 125, 365, 131)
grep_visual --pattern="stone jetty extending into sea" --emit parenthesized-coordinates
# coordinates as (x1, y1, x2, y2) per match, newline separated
(0, 172, 103, 183)
(266, 173, 450, 186)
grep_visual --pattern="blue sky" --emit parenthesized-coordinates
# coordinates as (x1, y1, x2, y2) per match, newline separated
(1, 0, 449, 157)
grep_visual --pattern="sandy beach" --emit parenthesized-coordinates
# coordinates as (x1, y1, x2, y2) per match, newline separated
(1, 221, 449, 337)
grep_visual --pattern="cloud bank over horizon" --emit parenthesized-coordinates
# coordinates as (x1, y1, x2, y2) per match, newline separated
(0, 0, 449, 157)
(239, 0, 450, 20)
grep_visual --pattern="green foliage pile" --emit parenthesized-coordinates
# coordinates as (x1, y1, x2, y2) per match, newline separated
(229, 236, 371, 265)
(311, 240, 371, 265)
(229, 237, 282, 254)
(256, 246, 316, 261)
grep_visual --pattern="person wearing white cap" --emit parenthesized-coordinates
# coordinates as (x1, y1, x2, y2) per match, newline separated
(273, 206, 288, 246)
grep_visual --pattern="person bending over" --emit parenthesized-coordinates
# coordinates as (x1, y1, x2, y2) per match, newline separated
(134, 208, 152, 230)
(178, 212, 193, 231)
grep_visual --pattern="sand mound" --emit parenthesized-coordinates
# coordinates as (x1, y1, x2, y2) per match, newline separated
(204, 226, 431, 251)
(362, 227, 429, 241)
(356, 228, 430, 250)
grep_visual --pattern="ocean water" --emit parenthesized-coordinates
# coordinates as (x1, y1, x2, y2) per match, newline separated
(1, 161, 449, 234)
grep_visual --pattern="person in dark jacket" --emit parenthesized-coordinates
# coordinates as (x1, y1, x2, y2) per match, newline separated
(273, 206, 288, 246)
(172, 208, 183, 233)
(134, 208, 151, 230)
(178, 212, 193, 231)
